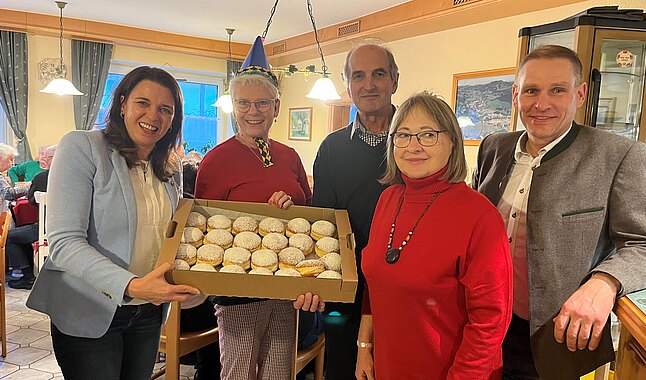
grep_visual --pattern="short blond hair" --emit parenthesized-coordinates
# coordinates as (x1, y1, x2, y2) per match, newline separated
(380, 92, 467, 185)
(519, 45, 583, 85)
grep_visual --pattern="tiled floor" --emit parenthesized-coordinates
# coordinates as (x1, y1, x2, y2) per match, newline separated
(0, 286, 197, 379)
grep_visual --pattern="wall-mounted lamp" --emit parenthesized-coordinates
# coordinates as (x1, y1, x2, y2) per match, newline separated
(39, 1, 83, 96)
(213, 28, 235, 113)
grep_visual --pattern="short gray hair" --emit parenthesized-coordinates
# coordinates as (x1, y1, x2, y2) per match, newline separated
(342, 43, 399, 86)
(229, 73, 279, 100)
(380, 92, 467, 185)
(44, 145, 57, 157)
(0, 143, 18, 160)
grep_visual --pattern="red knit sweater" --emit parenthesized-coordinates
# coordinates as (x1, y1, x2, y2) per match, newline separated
(195, 136, 312, 205)
(362, 170, 512, 380)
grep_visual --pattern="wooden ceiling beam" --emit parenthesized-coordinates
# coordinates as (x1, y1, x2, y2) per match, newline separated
(1, 0, 589, 65)
(265, 0, 589, 67)
(0, 8, 249, 60)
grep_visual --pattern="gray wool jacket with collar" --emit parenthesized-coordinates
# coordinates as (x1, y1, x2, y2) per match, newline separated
(26, 129, 180, 338)
(473, 123, 646, 380)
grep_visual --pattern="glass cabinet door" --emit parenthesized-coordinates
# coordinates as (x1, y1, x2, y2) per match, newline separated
(529, 29, 576, 52)
(595, 36, 645, 141)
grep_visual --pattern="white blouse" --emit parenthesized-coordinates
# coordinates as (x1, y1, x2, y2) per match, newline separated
(127, 161, 172, 305)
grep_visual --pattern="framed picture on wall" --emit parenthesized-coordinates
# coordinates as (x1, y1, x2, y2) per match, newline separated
(452, 68, 516, 146)
(288, 107, 312, 141)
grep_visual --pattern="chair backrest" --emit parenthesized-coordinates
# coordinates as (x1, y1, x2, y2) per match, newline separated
(33, 192, 48, 274)
(152, 301, 219, 380)
(0, 211, 10, 356)
(0, 211, 10, 266)
(34, 191, 47, 246)
(294, 332, 326, 380)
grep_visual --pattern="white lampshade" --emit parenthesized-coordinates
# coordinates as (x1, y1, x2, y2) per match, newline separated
(306, 76, 341, 101)
(213, 94, 233, 113)
(40, 78, 83, 96)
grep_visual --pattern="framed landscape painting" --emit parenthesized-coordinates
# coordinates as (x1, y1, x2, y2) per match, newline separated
(289, 107, 312, 141)
(452, 68, 516, 146)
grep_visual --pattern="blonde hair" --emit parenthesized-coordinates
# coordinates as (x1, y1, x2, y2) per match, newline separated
(380, 92, 467, 185)
(520, 45, 583, 85)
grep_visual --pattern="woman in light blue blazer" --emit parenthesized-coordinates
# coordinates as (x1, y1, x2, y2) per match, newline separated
(27, 67, 201, 380)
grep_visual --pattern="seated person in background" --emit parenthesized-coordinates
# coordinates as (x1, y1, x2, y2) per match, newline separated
(182, 160, 199, 199)
(8, 145, 48, 183)
(179, 159, 221, 380)
(0, 144, 29, 218)
(6, 145, 56, 290)
(184, 150, 203, 165)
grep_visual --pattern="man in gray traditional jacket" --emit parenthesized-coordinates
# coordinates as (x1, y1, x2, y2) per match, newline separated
(473, 45, 646, 380)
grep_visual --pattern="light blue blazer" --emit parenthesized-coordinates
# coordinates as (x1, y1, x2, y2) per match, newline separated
(27, 130, 180, 338)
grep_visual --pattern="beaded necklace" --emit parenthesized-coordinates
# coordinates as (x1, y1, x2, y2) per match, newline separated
(385, 191, 443, 264)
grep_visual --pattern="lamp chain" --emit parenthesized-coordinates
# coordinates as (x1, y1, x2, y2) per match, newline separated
(307, 0, 328, 75)
(59, 5, 64, 64)
(225, 29, 233, 91)
(261, 0, 280, 40)
(227, 32, 232, 61)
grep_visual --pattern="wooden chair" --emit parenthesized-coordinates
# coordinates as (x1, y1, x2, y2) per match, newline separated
(0, 211, 12, 357)
(294, 332, 325, 380)
(151, 300, 219, 380)
(33, 191, 47, 275)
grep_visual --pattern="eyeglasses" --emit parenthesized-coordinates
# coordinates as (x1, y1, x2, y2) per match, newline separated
(233, 99, 275, 113)
(391, 130, 445, 148)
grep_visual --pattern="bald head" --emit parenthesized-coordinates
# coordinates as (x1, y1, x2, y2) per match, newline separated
(342, 43, 399, 86)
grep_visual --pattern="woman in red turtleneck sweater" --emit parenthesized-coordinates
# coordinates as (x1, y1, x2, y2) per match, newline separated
(355, 92, 512, 380)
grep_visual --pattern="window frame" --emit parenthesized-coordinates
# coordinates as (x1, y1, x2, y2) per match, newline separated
(0, 106, 13, 145)
(102, 60, 229, 150)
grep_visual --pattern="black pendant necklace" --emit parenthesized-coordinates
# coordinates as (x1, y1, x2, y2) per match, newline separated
(385, 191, 443, 264)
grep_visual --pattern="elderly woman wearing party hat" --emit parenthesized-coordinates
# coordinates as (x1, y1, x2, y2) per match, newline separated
(195, 36, 324, 379)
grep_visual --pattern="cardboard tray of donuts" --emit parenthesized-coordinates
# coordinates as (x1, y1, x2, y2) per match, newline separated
(156, 198, 358, 303)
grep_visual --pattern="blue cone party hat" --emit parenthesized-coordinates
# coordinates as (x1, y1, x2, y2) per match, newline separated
(238, 36, 279, 86)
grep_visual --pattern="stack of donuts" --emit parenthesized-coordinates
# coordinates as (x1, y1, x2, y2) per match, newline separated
(175, 211, 343, 279)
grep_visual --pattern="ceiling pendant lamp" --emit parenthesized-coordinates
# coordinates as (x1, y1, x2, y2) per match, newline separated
(213, 28, 235, 113)
(305, 0, 340, 101)
(40, 1, 83, 96)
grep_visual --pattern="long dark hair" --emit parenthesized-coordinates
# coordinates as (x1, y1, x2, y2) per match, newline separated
(102, 66, 183, 181)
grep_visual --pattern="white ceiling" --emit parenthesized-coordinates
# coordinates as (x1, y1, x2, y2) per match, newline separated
(3, 0, 411, 43)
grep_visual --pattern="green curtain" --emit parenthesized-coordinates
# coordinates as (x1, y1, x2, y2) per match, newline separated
(72, 40, 113, 130)
(0, 31, 30, 162)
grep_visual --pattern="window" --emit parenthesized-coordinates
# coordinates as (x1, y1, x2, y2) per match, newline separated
(181, 81, 218, 154)
(0, 104, 12, 144)
(96, 61, 224, 154)
(95, 72, 125, 128)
